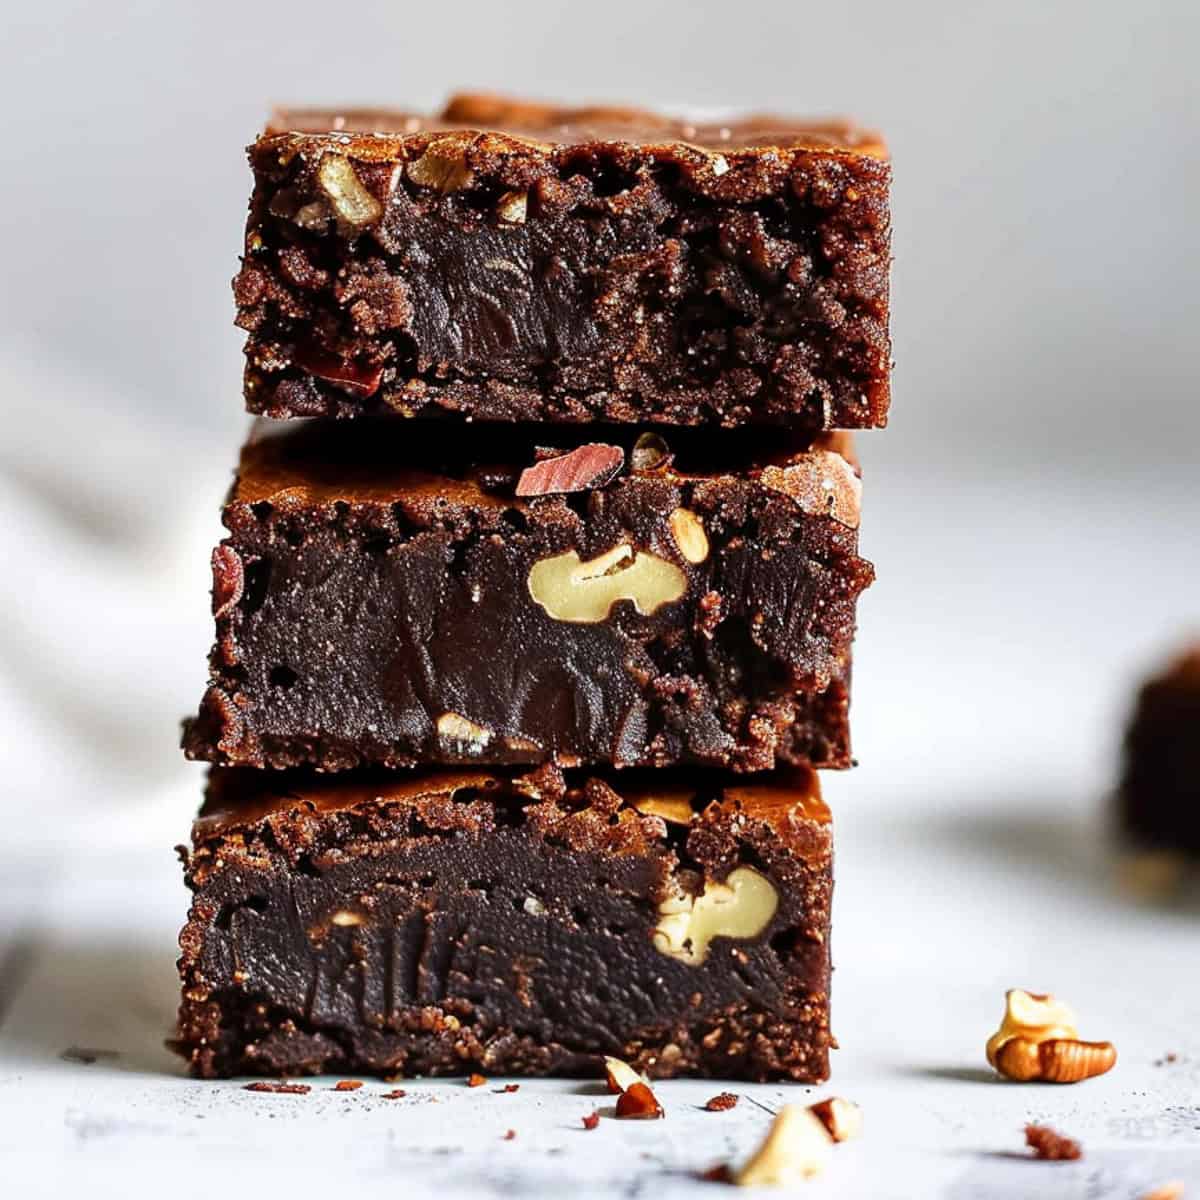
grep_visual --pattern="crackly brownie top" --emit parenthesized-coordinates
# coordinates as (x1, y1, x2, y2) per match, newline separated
(265, 91, 887, 160)
(229, 419, 861, 527)
(196, 763, 828, 847)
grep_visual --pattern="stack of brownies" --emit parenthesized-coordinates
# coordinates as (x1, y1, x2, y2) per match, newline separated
(175, 93, 891, 1083)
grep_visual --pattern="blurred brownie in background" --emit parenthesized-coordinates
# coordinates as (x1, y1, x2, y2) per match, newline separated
(1119, 644, 1200, 852)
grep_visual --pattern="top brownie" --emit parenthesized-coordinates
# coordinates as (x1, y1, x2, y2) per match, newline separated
(236, 92, 891, 430)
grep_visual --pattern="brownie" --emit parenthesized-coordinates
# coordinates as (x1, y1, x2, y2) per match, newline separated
(1119, 645, 1200, 851)
(175, 762, 833, 1081)
(183, 420, 871, 773)
(235, 92, 891, 430)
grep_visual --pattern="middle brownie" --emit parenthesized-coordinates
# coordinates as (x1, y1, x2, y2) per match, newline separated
(184, 421, 871, 773)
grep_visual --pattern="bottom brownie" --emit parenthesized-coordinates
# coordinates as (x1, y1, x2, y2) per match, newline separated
(176, 764, 833, 1081)
(1120, 644, 1200, 851)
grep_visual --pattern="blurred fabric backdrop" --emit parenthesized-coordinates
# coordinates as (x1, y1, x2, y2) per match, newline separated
(1, 0, 1195, 842)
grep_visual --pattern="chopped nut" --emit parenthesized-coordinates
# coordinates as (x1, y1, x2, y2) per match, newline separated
(330, 910, 363, 927)
(522, 896, 546, 916)
(996, 1037, 1118, 1083)
(760, 450, 861, 529)
(669, 507, 709, 564)
(527, 544, 686, 624)
(653, 867, 778, 966)
(497, 1083, 520, 1093)
(615, 1081, 664, 1120)
(244, 1081, 311, 1095)
(407, 137, 474, 193)
(986, 989, 1117, 1083)
(211, 545, 244, 619)
(629, 791, 695, 826)
(515, 443, 624, 496)
(1024, 1123, 1082, 1160)
(705, 1092, 739, 1112)
(316, 154, 383, 228)
(809, 1097, 862, 1142)
(381, 1089, 407, 1099)
(631, 431, 673, 473)
(292, 343, 383, 395)
(603, 1056, 647, 1094)
(581, 1111, 600, 1130)
(333, 1080, 362, 1091)
(436, 711, 493, 753)
(503, 1129, 517, 1141)
(466, 1073, 488, 1087)
(497, 190, 528, 223)
(734, 1105, 832, 1187)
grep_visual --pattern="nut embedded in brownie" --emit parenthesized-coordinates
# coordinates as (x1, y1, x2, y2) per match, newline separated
(1119, 644, 1200, 853)
(175, 763, 834, 1082)
(236, 92, 891, 431)
(183, 420, 871, 774)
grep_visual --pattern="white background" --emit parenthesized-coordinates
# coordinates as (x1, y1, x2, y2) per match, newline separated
(1, 2, 1197, 1195)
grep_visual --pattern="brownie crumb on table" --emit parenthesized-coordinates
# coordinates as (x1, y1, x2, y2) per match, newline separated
(704, 1092, 739, 1111)
(243, 1081, 312, 1095)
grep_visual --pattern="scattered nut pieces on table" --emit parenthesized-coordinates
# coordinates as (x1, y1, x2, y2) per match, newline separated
(601, 1056, 664, 1120)
(615, 1081, 665, 1120)
(986, 989, 1117, 1083)
(733, 1105, 833, 1187)
(809, 1096, 863, 1142)
(603, 1055, 648, 1094)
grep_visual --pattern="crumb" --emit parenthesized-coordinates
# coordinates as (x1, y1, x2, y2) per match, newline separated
(705, 1092, 739, 1112)
(381, 1089, 407, 1100)
(244, 1081, 311, 1095)
(503, 1129, 517, 1141)
(496, 1083, 520, 1093)
(1025, 1123, 1082, 1161)
(581, 1111, 600, 1130)
(1155, 1052, 1179, 1066)
(699, 1163, 734, 1184)
(333, 1080, 362, 1091)
(467, 1073, 488, 1087)
(60, 1047, 119, 1065)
